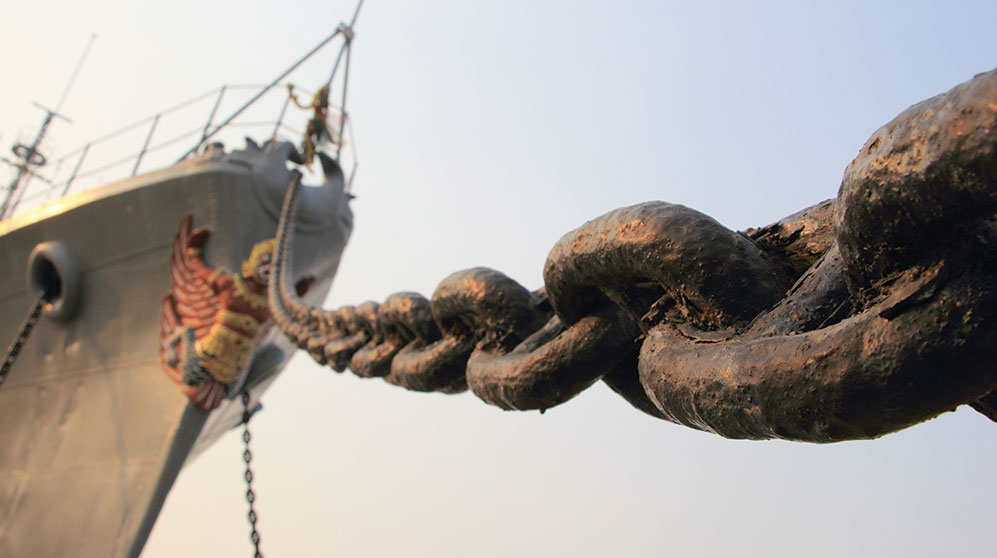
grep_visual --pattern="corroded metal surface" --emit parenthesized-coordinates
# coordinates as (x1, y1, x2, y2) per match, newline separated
(271, 69, 997, 443)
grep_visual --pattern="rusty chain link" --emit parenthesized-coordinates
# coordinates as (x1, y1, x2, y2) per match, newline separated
(270, 69, 997, 443)
(1, 291, 46, 390)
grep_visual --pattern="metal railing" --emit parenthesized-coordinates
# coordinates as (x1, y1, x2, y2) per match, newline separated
(11, 81, 355, 214)
(5, 19, 361, 220)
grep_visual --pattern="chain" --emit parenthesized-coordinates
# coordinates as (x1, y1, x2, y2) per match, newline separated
(1, 291, 46, 390)
(241, 390, 263, 558)
(269, 69, 997, 443)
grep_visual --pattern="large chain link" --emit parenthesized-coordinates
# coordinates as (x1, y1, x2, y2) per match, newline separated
(241, 391, 263, 558)
(270, 69, 997, 443)
(1, 291, 46, 390)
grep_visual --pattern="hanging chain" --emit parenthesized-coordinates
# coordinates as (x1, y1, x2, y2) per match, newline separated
(1, 291, 46, 390)
(241, 390, 263, 558)
(268, 68, 997, 442)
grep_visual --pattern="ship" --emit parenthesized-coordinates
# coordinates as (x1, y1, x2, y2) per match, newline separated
(3, 4, 997, 558)
(0, 9, 361, 556)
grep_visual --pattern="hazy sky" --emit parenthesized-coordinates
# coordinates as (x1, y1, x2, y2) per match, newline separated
(3, 1, 996, 556)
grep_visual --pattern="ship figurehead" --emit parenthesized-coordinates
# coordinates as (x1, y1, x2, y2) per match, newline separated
(159, 215, 312, 410)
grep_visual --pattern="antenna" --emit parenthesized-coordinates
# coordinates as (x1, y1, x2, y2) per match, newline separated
(0, 34, 96, 219)
(56, 34, 97, 115)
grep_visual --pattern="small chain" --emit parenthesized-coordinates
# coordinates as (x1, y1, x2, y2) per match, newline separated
(1, 291, 46, 390)
(242, 390, 263, 558)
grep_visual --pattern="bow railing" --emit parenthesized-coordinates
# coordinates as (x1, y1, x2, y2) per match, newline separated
(8, 83, 356, 217)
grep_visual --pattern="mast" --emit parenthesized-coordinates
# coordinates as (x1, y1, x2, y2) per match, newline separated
(0, 106, 67, 219)
(0, 34, 95, 220)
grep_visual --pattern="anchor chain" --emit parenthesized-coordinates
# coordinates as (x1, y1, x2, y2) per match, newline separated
(270, 69, 997, 442)
(1, 291, 46, 390)
(241, 391, 263, 558)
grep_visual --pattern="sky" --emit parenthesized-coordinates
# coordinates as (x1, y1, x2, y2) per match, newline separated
(2, 1, 996, 556)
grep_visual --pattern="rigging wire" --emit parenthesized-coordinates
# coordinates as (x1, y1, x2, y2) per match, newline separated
(55, 34, 97, 115)
(179, 24, 354, 161)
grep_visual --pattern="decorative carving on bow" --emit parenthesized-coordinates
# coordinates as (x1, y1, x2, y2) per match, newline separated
(159, 215, 311, 410)
(270, 69, 997, 442)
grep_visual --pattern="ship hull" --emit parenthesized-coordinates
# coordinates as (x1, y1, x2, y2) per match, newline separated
(0, 143, 352, 557)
